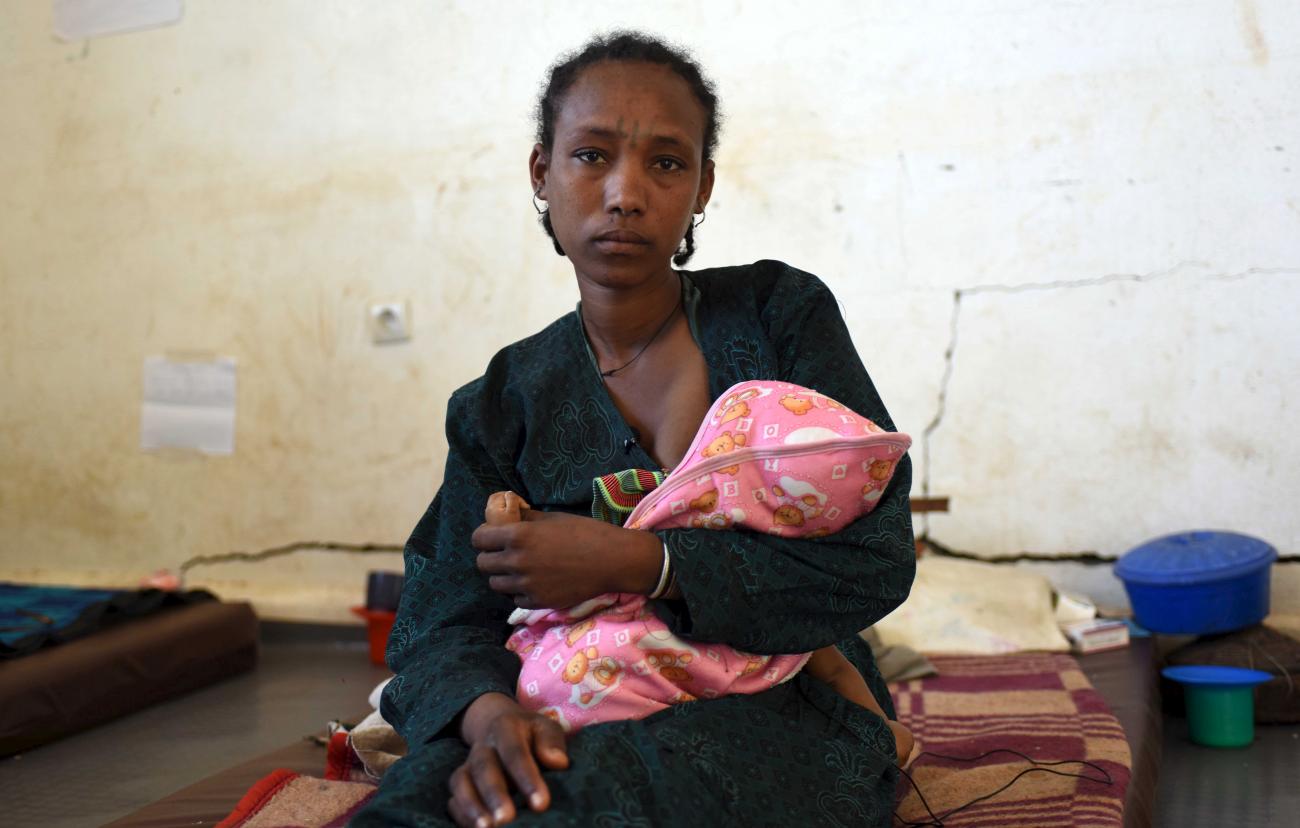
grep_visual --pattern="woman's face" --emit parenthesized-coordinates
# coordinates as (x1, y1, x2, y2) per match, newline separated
(531, 61, 714, 286)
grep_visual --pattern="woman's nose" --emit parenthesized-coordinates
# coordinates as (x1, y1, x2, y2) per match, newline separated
(603, 159, 647, 216)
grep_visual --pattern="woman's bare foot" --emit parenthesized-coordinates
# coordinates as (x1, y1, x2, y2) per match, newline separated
(888, 720, 915, 767)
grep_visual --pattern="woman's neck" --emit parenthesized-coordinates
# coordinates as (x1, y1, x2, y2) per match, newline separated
(576, 267, 682, 363)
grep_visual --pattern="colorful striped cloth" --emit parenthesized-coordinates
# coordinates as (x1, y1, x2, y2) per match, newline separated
(0, 582, 214, 658)
(590, 468, 664, 527)
(215, 731, 375, 828)
(214, 770, 375, 828)
(891, 652, 1131, 827)
(0, 583, 116, 648)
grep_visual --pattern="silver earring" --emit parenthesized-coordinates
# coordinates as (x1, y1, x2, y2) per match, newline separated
(532, 191, 546, 214)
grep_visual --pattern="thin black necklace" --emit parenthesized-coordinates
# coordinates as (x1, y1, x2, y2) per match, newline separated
(599, 294, 682, 378)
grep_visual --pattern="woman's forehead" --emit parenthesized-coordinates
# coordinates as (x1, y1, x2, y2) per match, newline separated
(555, 61, 706, 152)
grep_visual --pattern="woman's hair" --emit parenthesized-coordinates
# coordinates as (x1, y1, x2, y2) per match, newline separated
(534, 31, 721, 266)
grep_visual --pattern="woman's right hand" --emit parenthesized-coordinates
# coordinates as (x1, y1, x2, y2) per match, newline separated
(449, 692, 570, 828)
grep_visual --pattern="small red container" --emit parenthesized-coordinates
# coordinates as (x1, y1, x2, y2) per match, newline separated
(351, 606, 396, 666)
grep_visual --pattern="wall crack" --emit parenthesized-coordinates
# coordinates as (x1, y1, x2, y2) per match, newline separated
(918, 262, 1300, 543)
(959, 262, 1298, 297)
(178, 540, 403, 578)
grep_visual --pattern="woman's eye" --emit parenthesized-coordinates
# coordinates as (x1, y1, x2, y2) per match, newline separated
(575, 150, 604, 164)
(654, 158, 685, 172)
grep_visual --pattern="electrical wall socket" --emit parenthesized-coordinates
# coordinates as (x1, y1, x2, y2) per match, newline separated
(368, 301, 411, 344)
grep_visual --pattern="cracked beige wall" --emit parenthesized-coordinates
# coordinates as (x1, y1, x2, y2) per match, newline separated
(2, 1, 1297, 620)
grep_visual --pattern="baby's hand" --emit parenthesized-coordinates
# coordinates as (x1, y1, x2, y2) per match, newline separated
(486, 491, 531, 526)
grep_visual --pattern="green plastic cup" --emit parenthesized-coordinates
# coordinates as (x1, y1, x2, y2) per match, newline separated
(1163, 665, 1273, 748)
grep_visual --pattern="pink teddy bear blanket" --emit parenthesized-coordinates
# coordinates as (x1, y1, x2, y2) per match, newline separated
(506, 380, 911, 732)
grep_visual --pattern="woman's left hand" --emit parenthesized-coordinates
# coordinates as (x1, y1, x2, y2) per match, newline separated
(472, 511, 662, 608)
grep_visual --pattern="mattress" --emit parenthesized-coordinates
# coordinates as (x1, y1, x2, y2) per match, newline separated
(891, 639, 1158, 828)
(0, 600, 259, 757)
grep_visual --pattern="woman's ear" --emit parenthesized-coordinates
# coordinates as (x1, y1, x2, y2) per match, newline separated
(695, 158, 716, 213)
(529, 143, 550, 199)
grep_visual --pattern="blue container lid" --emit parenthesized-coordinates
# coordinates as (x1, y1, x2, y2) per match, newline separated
(1162, 665, 1273, 687)
(1115, 531, 1276, 586)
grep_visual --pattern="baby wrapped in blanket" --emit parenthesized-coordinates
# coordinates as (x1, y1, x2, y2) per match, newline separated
(493, 380, 913, 762)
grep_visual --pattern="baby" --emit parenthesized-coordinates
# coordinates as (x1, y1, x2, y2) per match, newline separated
(486, 490, 914, 766)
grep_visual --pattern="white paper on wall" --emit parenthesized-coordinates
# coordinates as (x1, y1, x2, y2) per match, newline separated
(140, 356, 236, 455)
(53, 0, 183, 42)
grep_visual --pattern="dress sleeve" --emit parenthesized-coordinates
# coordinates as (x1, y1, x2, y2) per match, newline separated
(379, 387, 521, 747)
(656, 267, 916, 654)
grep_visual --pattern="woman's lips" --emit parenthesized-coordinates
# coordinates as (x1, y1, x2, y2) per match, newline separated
(593, 229, 651, 255)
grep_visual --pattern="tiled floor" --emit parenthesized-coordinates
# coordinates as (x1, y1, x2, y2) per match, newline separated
(1155, 714, 1300, 828)
(2, 624, 389, 828)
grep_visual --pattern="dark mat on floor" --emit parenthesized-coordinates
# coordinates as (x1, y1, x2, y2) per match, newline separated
(0, 600, 258, 756)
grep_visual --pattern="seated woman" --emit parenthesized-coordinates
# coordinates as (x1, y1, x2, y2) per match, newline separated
(355, 31, 916, 828)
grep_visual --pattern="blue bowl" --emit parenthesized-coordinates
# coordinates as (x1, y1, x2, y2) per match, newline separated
(1115, 531, 1275, 635)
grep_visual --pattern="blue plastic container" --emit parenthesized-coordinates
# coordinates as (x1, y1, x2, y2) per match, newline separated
(1115, 531, 1276, 635)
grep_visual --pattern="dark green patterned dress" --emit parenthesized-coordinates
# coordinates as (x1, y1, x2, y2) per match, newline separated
(355, 261, 915, 827)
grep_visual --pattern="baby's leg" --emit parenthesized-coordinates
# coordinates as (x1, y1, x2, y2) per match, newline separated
(805, 646, 914, 766)
(485, 491, 530, 525)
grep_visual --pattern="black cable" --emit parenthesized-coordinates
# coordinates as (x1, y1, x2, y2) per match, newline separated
(892, 748, 1115, 827)
(597, 293, 682, 377)
(790, 680, 1116, 827)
